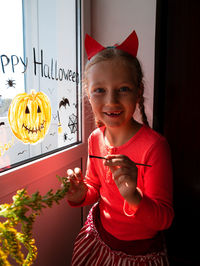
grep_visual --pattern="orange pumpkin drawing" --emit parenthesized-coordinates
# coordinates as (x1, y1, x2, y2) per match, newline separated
(8, 90, 51, 144)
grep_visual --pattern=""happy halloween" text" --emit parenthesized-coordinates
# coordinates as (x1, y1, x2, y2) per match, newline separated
(0, 55, 28, 73)
(0, 49, 79, 84)
(33, 48, 79, 83)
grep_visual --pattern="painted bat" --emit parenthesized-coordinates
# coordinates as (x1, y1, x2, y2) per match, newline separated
(59, 97, 70, 108)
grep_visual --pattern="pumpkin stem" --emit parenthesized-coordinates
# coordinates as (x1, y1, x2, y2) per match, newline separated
(31, 89, 36, 100)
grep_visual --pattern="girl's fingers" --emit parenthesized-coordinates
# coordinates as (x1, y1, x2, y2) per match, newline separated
(67, 168, 83, 180)
(74, 167, 83, 181)
(64, 168, 87, 203)
(105, 160, 136, 174)
(113, 170, 135, 186)
(105, 154, 128, 160)
(67, 169, 75, 177)
(104, 155, 134, 168)
(107, 165, 117, 174)
(66, 168, 84, 192)
(112, 167, 131, 179)
(66, 169, 78, 186)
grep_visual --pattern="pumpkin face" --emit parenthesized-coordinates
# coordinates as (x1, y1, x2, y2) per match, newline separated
(8, 90, 51, 144)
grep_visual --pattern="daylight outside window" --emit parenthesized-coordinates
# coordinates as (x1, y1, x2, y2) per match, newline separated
(0, 0, 82, 173)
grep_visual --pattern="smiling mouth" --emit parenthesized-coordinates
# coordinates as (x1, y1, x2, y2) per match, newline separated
(22, 121, 45, 134)
(104, 111, 123, 117)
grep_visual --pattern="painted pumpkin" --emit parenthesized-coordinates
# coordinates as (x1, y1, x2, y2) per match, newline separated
(8, 90, 51, 144)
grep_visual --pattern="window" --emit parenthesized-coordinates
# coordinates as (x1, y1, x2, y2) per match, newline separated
(0, 0, 82, 173)
(0, 0, 24, 116)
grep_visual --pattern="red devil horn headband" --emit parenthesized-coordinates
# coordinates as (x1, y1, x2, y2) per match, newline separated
(85, 30, 139, 60)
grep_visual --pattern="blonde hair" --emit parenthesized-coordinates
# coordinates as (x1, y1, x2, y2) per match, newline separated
(84, 48, 149, 127)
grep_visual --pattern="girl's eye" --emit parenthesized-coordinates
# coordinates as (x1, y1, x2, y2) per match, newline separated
(94, 88, 105, 93)
(119, 87, 131, 92)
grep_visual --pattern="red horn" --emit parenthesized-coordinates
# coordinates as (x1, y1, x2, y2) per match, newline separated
(85, 34, 105, 60)
(116, 30, 139, 57)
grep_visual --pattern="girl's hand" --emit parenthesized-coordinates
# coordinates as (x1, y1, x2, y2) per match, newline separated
(104, 154, 141, 206)
(64, 168, 88, 204)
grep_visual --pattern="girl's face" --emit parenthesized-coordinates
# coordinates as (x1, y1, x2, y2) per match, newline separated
(87, 58, 141, 130)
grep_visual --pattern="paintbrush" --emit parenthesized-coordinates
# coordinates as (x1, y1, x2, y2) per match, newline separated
(57, 110, 62, 134)
(89, 155, 152, 167)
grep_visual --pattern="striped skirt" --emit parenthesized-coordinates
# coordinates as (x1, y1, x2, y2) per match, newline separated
(71, 203, 169, 266)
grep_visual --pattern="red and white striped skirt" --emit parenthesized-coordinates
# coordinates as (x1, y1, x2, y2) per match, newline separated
(71, 203, 169, 266)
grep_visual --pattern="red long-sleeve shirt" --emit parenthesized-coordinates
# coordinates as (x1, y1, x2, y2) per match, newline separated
(75, 125, 174, 240)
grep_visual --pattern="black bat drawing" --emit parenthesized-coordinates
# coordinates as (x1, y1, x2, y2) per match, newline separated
(59, 97, 70, 108)
(0, 122, 5, 126)
(48, 88, 55, 94)
(18, 150, 27, 155)
(45, 144, 52, 150)
(52, 114, 58, 120)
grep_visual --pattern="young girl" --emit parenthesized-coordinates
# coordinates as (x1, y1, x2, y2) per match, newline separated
(65, 30, 174, 265)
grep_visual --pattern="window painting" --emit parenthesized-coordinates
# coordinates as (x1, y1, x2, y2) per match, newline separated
(0, 0, 82, 173)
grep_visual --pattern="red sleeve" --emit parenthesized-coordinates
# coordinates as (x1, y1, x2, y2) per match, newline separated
(125, 137, 174, 230)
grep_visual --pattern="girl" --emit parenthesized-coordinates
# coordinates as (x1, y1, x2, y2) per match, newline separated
(65, 30, 174, 265)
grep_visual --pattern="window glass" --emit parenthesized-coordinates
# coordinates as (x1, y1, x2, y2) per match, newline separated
(0, 0, 82, 173)
(0, 0, 24, 116)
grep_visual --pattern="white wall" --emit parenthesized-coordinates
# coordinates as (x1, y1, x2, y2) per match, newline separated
(91, 0, 157, 126)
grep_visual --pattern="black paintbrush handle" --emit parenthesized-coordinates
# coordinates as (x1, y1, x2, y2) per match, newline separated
(89, 155, 152, 167)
